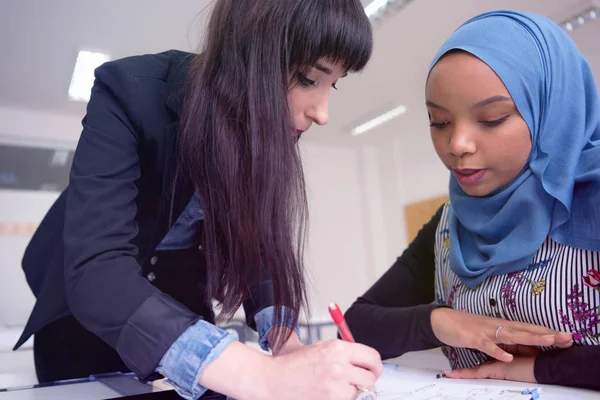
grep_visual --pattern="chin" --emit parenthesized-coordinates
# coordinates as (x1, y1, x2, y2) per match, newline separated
(459, 184, 494, 198)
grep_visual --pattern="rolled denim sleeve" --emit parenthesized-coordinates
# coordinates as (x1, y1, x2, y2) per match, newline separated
(254, 306, 301, 351)
(155, 319, 236, 400)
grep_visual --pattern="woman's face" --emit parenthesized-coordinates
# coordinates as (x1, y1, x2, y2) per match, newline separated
(288, 59, 346, 137)
(426, 51, 532, 197)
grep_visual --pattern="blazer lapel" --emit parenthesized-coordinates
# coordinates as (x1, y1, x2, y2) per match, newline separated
(146, 52, 195, 256)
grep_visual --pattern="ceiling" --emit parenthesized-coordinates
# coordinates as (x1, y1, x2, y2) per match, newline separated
(0, 0, 598, 150)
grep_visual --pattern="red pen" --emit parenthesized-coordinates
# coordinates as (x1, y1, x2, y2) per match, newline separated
(328, 303, 355, 342)
(328, 303, 377, 399)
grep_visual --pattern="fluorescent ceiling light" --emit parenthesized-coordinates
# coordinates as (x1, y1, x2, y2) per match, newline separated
(364, 0, 389, 17)
(364, 0, 412, 19)
(68, 50, 111, 102)
(351, 105, 408, 136)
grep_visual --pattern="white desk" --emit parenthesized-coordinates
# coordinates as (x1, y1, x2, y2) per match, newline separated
(384, 348, 600, 399)
(0, 349, 597, 399)
(387, 347, 451, 370)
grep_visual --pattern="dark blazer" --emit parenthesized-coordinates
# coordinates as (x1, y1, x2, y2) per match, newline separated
(14, 50, 275, 380)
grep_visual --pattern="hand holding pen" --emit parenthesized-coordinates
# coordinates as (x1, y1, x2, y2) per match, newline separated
(258, 308, 382, 400)
(329, 303, 381, 400)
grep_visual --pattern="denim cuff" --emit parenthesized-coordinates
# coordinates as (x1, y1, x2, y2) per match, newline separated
(254, 306, 300, 351)
(156, 319, 236, 400)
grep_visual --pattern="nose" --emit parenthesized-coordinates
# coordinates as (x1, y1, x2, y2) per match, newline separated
(306, 93, 330, 126)
(448, 127, 476, 156)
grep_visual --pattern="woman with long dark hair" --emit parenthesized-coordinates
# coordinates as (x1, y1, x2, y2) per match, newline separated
(14, 1, 381, 399)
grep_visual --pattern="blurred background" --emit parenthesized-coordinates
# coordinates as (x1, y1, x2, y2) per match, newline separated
(1, 0, 598, 386)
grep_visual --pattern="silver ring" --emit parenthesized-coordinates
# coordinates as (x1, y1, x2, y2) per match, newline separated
(356, 385, 377, 400)
(495, 326, 504, 344)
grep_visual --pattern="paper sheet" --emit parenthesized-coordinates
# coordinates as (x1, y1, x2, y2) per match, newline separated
(375, 365, 587, 400)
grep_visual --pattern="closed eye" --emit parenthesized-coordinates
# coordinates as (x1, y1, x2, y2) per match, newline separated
(429, 121, 450, 129)
(479, 115, 510, 127)
(297, 74, 316, 87)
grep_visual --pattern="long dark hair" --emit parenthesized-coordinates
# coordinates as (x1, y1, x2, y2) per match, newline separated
(179, 0, 372, 348)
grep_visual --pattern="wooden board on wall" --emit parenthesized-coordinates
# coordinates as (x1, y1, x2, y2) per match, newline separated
(0, 222, 39, 236)
(404, 194, 449, 243)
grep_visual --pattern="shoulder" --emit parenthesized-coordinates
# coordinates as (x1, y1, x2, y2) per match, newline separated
(88, 50, 194, 126)
(94, 49, 193, 86)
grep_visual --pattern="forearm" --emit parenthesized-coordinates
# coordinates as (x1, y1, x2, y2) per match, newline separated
(199, 341, 273, 400)
(346, 302, 444, 359)
(534, 345, 600, 390)
(269, 327, 303, 356)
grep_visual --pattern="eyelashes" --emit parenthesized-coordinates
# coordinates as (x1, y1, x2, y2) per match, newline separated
(428, 115, 511, 129)
(297, 73, 338, 90)
(297, 74, 316, 87)
(479, 115, 509, 127)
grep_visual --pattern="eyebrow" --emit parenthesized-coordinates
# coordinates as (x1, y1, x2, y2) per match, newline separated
(472, 95, 512, 108)
(314, 62, 348, 78)
(426, 95, 512, 111)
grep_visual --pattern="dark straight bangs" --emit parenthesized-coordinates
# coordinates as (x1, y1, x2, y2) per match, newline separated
(286, 0, 373, 74)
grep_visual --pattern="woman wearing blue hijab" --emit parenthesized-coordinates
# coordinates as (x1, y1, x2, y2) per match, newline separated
(345, 10, 600, 390)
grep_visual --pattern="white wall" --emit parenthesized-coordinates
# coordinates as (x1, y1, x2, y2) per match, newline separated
(301, 130, 449, 324)
(394, 133, 449, 206)
(0, 106, 80, 149)
(301, 142, 372, 319)
(0, 190, 60, 329)
(356, 133, 449, 277)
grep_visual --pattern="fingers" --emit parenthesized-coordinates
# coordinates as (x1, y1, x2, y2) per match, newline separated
(507, 320, 558, 335)
(554, 332, 574, 347)
(445, 365, 485, 379)
(497, 327, 556, 347)
(483, 327, 549, 360)
(346, 364, 378, 390)
(313, 340, 381, 400)
(318, 340, 383, 379)
(508, 321, 573, 344)
(445, 361, 504, 380)
(480, 340, 514, 362)
(342, 342, 383, 378)
(497, 326, 573, 349)
(353, 385, 377, 400)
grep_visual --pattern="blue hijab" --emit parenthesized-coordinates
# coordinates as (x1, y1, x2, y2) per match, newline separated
(428, 11, 600, 289)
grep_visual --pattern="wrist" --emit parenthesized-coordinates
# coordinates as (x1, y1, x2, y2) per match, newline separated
(273, 330, 303, 356)
(242, 349, 277, 400)
(430, 306, 452, 340)
(199, 341, 275, 400)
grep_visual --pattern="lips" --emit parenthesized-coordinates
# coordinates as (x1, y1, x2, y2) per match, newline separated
(452, 168, 487, 185)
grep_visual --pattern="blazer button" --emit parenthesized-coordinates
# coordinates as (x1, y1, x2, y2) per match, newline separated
(198, 245, 203, 251)
(147, 272, 156, 282)
(150, 256, 158, 265)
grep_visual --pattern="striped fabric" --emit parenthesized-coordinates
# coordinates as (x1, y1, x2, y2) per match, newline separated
(434, 203, 600, 369)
